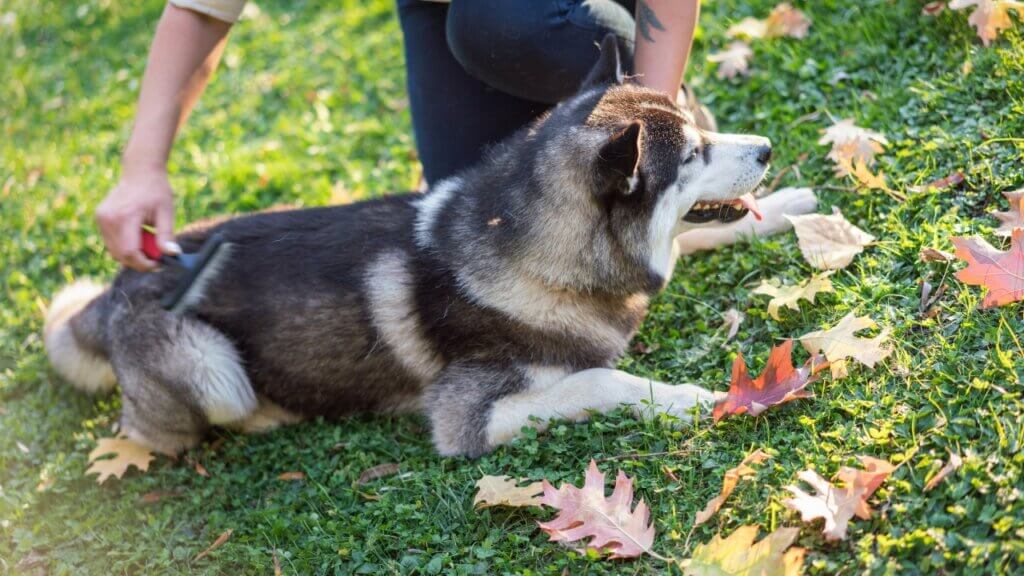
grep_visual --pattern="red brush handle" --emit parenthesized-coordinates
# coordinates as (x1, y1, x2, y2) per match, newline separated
(141, 230, 163, 261)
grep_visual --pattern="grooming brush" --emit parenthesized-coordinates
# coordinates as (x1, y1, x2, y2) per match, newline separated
(141, 227, 231, 314)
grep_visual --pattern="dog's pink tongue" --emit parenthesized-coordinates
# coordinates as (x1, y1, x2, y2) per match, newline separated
(738, 193, 762, 221)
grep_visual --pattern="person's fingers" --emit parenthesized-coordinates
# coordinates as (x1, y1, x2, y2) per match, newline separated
(154, 201, 179, 255)
(116, 213, 157, 271)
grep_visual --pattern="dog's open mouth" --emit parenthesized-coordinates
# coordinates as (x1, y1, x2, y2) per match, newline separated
(682, 193, 763, 224)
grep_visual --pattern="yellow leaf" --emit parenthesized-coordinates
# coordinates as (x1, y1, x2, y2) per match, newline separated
(785, 208, 875, 270)
(949, 0, 1023, 46)
(752, 272, 834, 320)
(818, 119, 887, 175)
(86, 437, 155, 484)
(799, 313, 894, 379)
(683, 525, 804, 575)
(473, 475, 545, 509)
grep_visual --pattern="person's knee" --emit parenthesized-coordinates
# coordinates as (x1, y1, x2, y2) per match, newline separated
(444, 1, 520, 92)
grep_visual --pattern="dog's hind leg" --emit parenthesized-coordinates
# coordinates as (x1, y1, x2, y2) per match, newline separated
(674, 186, 818, 255)
(108, 302, 257, 454)
(425, 364, 715, 457)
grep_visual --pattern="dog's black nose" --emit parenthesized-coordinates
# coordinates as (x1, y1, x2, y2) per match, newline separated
(756, 145, 772, 164)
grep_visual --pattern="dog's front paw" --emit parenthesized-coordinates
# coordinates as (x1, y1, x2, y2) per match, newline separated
(753, 187, 818, 236)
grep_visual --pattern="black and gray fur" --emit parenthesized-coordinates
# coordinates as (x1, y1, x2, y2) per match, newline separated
(44, 36, 807, 457)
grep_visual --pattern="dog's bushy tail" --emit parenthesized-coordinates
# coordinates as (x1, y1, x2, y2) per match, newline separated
(43, 280, 116, 394)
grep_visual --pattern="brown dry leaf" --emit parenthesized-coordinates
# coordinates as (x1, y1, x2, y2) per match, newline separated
(912, 171, 965, 192)
(835, 456, 896, 520)
(185, 456, 210, 478)
(277, 471, 306, 481)
(720, 308, 744, 342)
(923, 0, 947, 14)
(924, 451, 963, 491)
(949, 0, 1023, 45)
(682, 525, 804, 576)
(473, 475, 545, 509)
(194, 529, 233, 562)
(992, 188, 1024, 237)
(708, 41, 754, 79)
(86, 437, 156, 484)
(274, 550, 283, 576)
(920, 247, 956, 263)
(786, 208, 875, 270)
(783, 469, 864, 541)
(538, 460, 655, 559)
(764, 2, 812, 38)
(818, 119, 888, 176)
(694, 450, 771, 525)
(356, 462, 400, 486)
(799, 313, 894, 379)
(139, 490, 183, 504)
(752, 272, 834, 320)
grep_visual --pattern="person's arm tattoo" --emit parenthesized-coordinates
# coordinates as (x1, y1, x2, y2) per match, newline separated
(637, 1, 666, 43)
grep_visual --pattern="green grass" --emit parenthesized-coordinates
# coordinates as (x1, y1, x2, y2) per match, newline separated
(2, 0, 1023, 573)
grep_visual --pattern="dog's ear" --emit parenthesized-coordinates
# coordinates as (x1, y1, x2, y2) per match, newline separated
(580, 33, 624, 91)
(597, 121, 643, 196)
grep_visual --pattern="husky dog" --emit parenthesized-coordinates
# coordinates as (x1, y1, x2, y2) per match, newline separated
(45, 36, 815, 457)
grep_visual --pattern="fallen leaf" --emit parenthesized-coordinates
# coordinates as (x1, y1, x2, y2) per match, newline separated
(818, 119, 888, 175)
(726, 17, 768, 39)
(473, 475, 545, 509)
(752, 272, 834, 320)
(783, 470, 864, 541)
(713, 340, 827, 422)
(194, 529, 233, 562)
(277, 471, 306, 481)
(695, 450, 771, 525)
(786, 208, 875, 270)
(912, 171, 965, 192)
(992, 188, 1024, 237)
(920, 247, 956, 263)
(273, 550, 283, 576)
(835, 456, 895, 519)
(799, 313, 894, 379)
(538, 460, 655, 559)
(139, 490, 183, 504)
(840, 158, 898, 198)
(923, 0, 947, 14)
(356, 462, 400, 486)
(949, 0, 1023, 45)
(924, 451, 963, 491)
(764, 2, 812, 38)
(951, 228, 1024, 308)
(86, 437, 156, 484)
(708, 41, 754, 79)
(720, 308, 744, 342)
(682, 525, 804, 576)
(185, 456, 210, 478)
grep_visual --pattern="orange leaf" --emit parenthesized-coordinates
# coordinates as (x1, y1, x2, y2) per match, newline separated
(277, 471, 306, 481)
(783, 470, 864, 541)
(992, 188, 1024, 237)
(835, 456, 896, 520)
(538, 460, 655, 559)
(694, 450, 771, 525)
(949, 0, 1023, 45)
(951, 228, 1024, 308)
(193, 529, 233, 562)
(713, 340, 827, 422)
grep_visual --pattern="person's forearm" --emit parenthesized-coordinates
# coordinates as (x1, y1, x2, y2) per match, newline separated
(633, 0, 699, 97)
(122, 4, 232, 169)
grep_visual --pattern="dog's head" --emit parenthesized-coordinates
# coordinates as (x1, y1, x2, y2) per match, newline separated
(524, 35, 771, 291)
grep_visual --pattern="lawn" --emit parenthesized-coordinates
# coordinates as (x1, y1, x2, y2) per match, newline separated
(1, 0, 1023, 574)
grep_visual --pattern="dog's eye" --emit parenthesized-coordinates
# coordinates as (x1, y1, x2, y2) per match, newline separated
(683, 147, 701, 165)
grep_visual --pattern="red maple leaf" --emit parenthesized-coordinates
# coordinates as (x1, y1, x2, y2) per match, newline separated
(713, 340, 828, 422)
(951, 228, 1024, 308)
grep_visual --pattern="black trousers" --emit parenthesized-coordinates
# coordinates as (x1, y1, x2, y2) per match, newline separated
(397, 0, 637, 185)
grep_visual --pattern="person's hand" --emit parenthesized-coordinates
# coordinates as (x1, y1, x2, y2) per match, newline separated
(95, 165, 177, 271)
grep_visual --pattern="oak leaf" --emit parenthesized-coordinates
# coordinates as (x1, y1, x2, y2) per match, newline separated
(694, 450, 771, 526)
(786, 208, 875, 270)
(949, 0, 1023, 45)
(835, 456, 895, 519)
(799, 313, 894, 379)
(537, 460, 655, 559)
(951, 228, 1024, 308)
(783, 469, 864, 541)
(713, 340, 827, 422)
(682, 525, 804, 576)
(86, 437, 156, 484)
(992, 188, 1024, 237)
(708, 42, 753, 79)
(818, 119, 887, 175)
(752, 272, 834, 320)
(473, 475, 545, 509)
(924, 451, 963, 492)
